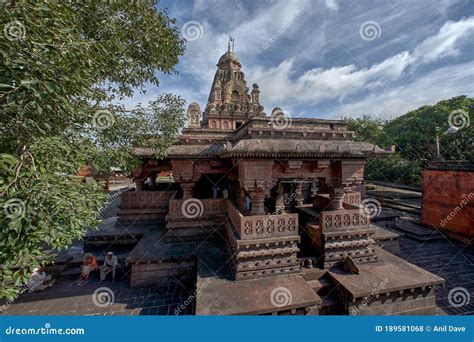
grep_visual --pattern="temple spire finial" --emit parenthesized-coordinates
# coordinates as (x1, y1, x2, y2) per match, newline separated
(228, 35, 234, 52)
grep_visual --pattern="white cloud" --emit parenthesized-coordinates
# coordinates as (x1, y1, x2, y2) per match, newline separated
(123, 2, 474, 119)
(248, 17, 474, 111)
(413, 18, 474, 63)
(251, 51, 413, 107)
(324, 0, 339, 12)
(334, 60, 474, 119)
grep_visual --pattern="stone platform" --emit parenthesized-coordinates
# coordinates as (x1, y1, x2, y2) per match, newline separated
(372, 224, 400, 254)
(194, 235, 321, 315)
(328, 248, 444, 315)
(126, 231, 198, 288)
(196, 274, 321, 315)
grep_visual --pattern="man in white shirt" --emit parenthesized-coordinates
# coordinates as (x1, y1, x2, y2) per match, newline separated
(99, 252, 119, 283)
(27, 266, 55, 293)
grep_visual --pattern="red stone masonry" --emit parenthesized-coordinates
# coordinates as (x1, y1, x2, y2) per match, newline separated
(421, 165, 474, 245)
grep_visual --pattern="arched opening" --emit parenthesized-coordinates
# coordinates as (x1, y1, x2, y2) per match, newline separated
(231, 89, 239, 102)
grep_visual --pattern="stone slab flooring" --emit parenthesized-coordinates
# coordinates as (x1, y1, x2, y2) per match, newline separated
(394, 235, 474, 315)
(2, 280, 194, 316)
(2, 185, 473, 316)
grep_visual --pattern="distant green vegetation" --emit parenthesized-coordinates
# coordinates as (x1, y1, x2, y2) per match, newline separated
(346, 96, 473, 186)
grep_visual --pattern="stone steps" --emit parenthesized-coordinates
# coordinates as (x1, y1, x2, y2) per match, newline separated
(387, 219, 445, 241)
(303, 269, 339, 314)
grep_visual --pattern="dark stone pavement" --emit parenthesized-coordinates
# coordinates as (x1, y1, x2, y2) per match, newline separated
(2, 280, 194, 316)
(394, 235, 474, 315)
(2, 185, 473, 316)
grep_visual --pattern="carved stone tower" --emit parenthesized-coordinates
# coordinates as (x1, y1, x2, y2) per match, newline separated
(186, 102, 201, 128)
(201, 37, 265, 130)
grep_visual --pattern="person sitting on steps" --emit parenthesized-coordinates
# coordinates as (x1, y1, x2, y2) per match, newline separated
(99, 251, 119, 283)
(27, 265, 56, 293)
(78, 253, 99, 286)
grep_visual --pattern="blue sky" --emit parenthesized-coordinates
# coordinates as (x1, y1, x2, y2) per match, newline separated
(125, 0, 474, 120)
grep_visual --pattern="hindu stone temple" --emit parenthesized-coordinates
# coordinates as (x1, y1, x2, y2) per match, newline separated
(118, 42, 445, 315)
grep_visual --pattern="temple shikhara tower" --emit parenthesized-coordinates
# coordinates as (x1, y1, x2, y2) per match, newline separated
(200, 38, 265, 130)
(119, 40, 444, 315)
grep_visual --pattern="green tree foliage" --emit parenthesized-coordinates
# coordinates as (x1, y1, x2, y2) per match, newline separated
(383, 96, 473, 161)
(0, 1, 186, 298)
(346, 96, 473, 186)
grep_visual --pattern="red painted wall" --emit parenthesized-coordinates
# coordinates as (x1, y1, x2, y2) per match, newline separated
(421, 169, 473, 244)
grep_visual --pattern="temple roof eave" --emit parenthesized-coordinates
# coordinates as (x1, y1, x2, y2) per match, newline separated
(133, 139, 391, 160)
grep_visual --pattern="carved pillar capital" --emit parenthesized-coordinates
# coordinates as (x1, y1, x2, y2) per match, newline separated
(295, 182, 304, 206)
(181, 182, 194, 199)
(275, 182, 285, 214)
(329, 187, 345, 211)
(249, 188, 266, 215)
(135, 178, 144, 191)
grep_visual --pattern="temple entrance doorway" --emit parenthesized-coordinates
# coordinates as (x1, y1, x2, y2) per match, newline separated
(193, 174, 229, 199)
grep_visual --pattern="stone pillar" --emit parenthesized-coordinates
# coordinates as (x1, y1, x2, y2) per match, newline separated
(250, 190, 266, 215)
(295, 182, 304, 206)
(181, 182, 194, 199)
(235, 188, 246, 212)
(275, 183, 285, 214)
(135, 178, 144, 191)
(310, 180, 318, 197)
(329, 187, 345, 211)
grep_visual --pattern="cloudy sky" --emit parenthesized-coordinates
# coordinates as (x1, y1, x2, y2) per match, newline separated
(126, 0, 474, 120)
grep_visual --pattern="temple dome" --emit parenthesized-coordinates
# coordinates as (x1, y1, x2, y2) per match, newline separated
(218, 51, 240, 65)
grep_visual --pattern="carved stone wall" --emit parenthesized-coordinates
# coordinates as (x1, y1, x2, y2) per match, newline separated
(165, 198, 226, 242)
(224, 200, 301, 280)
(118, 191, 173, 223)
(308, 208, 377, 268)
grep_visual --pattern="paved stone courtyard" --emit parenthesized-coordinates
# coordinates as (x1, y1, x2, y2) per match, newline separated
(2, 281, 194, 316)
(395, 236, 474, 315)
(2, 185, 473, 316)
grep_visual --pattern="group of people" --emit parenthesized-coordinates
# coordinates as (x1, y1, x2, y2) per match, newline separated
(79, 251, 119, 286)
(26, 251, 119, 292)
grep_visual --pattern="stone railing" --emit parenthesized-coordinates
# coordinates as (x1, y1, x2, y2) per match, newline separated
(239, 214, 298, 240)
(167, 198, 226, 219)
(225, 200, 242, 232)
(225, 200, 298, 240)
(121, 191, 173, 209)
(320, 208, 369, 231)
(343, 191, 361, 205)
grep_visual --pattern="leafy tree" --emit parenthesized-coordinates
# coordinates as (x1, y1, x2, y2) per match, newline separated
(345, 115, 387, 146)
(383, 96, 473, 161)
(0, 1, 185, 299)
(346, 96, 473, 186)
